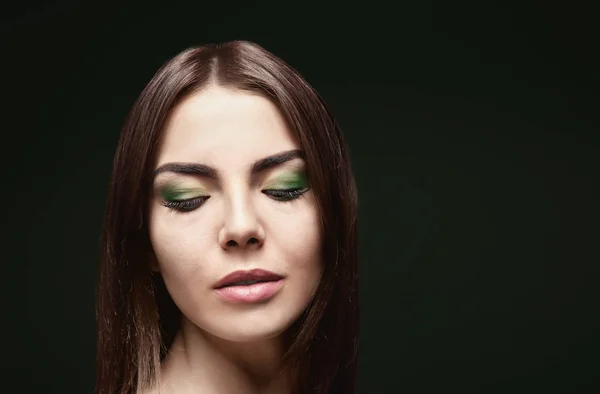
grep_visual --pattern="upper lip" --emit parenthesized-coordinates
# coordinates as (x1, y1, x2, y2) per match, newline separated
(213, 269, 284, 289)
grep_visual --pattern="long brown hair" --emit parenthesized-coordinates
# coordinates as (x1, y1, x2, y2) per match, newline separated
(96, 40, 359, 394)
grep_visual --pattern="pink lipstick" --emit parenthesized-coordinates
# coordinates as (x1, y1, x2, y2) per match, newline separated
(213, 269, 284, 303)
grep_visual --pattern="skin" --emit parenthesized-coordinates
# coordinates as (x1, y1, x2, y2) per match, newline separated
(147, 85, 323, 394)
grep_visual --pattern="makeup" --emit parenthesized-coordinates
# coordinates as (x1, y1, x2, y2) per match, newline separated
(262, 170, 309, 202)
(158, 184, 209, 212)
(215, 280, 284, 303)
(213, 269, 285, 304)
(159, 185, 208, 201)
(263, 170, 308, 190)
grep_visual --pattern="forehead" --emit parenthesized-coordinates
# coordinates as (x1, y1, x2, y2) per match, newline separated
(157, 85, 299, 168)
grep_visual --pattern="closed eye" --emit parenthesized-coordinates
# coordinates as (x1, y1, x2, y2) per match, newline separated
(262, 188, 308, 202)
(161, 196, 210, 212)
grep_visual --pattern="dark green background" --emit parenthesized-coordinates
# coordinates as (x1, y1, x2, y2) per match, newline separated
(3, 1, 598, 393)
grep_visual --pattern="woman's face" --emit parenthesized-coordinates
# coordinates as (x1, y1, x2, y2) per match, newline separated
(149, 85, 323, 342)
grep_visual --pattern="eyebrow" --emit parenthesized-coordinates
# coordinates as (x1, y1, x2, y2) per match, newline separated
(153, 149, 305, 180)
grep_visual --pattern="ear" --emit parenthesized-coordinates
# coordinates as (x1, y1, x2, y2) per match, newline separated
(148, 250, 161, 273)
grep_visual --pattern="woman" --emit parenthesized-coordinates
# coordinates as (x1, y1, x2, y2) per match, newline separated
(96, 40, 359, 394)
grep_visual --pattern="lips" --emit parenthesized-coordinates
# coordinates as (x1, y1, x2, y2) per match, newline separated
(213, 269, 284, 289)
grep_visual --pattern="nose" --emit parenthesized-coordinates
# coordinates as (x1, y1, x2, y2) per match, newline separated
(218, 196, 265, 250)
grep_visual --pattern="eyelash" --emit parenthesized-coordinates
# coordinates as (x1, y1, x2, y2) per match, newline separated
(161, 188, 308, 213)
(262, 187, 308, 201)
(161, 196, 209, 212)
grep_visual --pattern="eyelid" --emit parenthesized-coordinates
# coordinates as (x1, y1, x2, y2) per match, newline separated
(262, 172, 308, 189)
(159, 186, 209, 200)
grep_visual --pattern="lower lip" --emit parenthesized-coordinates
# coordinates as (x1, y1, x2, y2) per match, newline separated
(215, 279, 284, 303)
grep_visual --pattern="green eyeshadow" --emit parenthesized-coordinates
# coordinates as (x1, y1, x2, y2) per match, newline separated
(159, 186, 208, 201)
(264, 171, 308, 190)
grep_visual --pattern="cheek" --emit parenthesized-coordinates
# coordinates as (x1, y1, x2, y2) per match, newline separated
(148, 208, 215, 292)
(271, 197, 324, 279)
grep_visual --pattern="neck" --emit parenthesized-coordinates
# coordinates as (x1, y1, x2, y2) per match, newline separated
(157, 317, 293, 394)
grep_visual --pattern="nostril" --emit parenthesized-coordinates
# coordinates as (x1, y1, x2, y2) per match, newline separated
(226, 240, 238, 247)
(248, 238, 259, 245)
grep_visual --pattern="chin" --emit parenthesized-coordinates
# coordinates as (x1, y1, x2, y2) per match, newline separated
(215, 326, 288, 343)
(198, 305, 306, 343)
